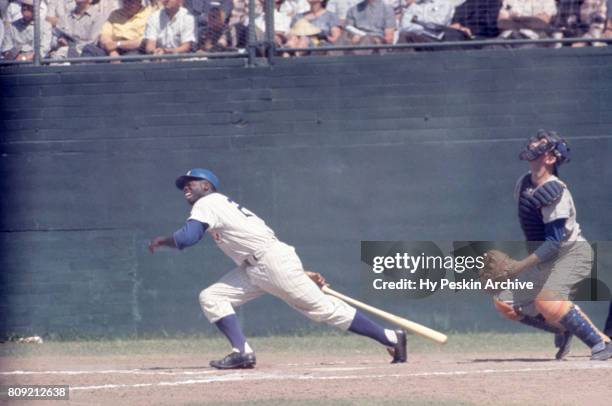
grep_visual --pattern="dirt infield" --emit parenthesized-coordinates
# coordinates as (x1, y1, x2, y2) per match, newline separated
(1, 334, 611, 405)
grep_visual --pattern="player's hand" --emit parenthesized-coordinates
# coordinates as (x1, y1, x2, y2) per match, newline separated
(305, 271, 328, 288)
(148, 237, 165, 253)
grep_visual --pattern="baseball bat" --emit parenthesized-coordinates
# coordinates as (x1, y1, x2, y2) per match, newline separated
(321, 285, 448, 344)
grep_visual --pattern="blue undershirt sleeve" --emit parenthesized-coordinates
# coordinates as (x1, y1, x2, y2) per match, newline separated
(534, 218, 567, 262)
(173, 220, 209, 250)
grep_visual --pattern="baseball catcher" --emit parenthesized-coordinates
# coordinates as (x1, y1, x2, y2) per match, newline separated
(485, 130, 611, 361)
(149, 169, 407, 369)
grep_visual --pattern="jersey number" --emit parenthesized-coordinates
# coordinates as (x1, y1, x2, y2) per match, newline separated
(227, 198, 254, 218)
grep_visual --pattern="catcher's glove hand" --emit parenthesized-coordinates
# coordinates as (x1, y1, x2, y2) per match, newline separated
(479, 250, 522, 285)
(305, 271, 328, 288)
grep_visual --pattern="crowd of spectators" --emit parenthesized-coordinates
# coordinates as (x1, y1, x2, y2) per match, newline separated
(1, 0, 612, 62)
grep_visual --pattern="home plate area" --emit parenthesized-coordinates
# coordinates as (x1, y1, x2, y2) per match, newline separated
(2, 352, 612, 405)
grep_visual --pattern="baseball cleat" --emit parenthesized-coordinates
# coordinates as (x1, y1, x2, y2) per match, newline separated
(390, 329, 407, 363)
(554, 331, 573, 360)
(210, 351, 256, 369)
(590, 341, 612, 361)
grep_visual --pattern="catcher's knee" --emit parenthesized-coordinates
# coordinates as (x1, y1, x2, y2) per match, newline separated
(493, 299, 521, 321)
(535, 300, 571, 323)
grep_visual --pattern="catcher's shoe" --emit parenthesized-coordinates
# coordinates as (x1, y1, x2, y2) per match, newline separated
(210, 351, 256, 369)
(590, 341, 612, 361)
(390, 329, 407, 364)
(554, 331, 573, 360)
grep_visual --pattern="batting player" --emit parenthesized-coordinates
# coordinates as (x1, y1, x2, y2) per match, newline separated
(149, 168, 407, 369)
(491, 130, 612, 361)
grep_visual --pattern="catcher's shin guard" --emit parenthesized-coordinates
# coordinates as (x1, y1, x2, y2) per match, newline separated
(519, 314, 561, 334)
(517, 311, 573, 360)
(559, 305, 610, 359)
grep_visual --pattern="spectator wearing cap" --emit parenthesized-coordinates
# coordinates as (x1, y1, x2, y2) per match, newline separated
(284, 0, 341, 54)
(48, 0, 106, 59)
(1, 0, 26, 23)
(1, 0, 53, 61)
(0, 0, 49, 20)
(144, 0, 195, 55)
(497, 0, 557, 45)
(82, 0, 153, 58)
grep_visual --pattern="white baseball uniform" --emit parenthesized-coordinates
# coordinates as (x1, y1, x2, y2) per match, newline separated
(191, 192, 356, 329)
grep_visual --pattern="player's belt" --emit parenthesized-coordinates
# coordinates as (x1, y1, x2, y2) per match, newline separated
(243, 239, 278, 266)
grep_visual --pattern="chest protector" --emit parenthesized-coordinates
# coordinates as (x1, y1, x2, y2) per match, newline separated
(517, 174, 564, 248)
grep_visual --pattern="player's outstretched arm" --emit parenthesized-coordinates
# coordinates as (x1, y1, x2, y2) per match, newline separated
(149, 220, 209, 253)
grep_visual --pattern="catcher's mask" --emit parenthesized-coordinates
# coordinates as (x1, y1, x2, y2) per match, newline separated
(519, 129, 570, 165)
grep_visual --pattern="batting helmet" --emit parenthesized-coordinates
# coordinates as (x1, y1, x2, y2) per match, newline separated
(519, 129, 570, 165)
(175, 168, 220, 190)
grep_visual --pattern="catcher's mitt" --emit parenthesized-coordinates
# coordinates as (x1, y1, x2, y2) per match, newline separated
(479, 250, 522, 285)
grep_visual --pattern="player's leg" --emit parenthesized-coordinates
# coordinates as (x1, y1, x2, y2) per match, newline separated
(494, 279, 573, 361)
(535, 242, 611, 360)
(535, 299, 612, 360)
(249, 242, 407, 363)
(493, 298, 573, 360)
(199, 266, 265, 368)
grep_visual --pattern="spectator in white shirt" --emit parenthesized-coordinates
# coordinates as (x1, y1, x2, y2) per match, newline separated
(144, 0, 195, 55)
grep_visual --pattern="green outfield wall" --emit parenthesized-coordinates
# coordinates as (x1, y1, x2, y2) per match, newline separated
(1, 48, 611, 338)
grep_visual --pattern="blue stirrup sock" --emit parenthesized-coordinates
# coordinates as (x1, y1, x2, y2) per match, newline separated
(559, 306, 606, 352)
(214, 314, 252, 354)
(348, 310, 397, 347)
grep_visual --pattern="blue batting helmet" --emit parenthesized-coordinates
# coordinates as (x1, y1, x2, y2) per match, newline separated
(175, 168, 220, 190)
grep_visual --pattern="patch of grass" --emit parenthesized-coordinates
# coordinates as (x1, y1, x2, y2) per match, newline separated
(0, 331, 559, 358)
